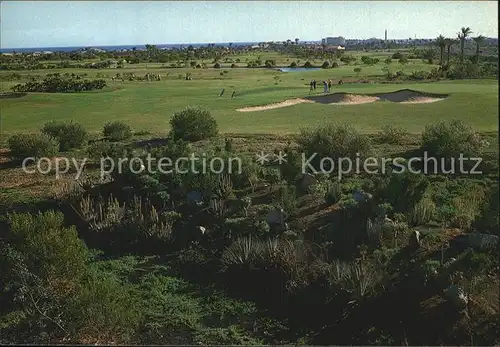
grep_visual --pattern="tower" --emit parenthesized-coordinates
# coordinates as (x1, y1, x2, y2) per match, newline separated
(385, 30, 387, 42)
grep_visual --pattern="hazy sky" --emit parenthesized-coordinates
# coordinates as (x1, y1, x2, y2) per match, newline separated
(1, 1, 498, 48)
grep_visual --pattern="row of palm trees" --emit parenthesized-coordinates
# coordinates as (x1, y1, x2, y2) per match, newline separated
(435, 27, 486, 67)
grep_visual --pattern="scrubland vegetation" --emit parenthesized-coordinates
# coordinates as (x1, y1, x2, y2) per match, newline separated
(0, 27, 498, 345)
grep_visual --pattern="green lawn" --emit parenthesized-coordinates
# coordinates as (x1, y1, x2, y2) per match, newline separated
(1, 64, 498, 139)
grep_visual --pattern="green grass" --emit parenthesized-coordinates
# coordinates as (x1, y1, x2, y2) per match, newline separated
(1, 62, 498, 139)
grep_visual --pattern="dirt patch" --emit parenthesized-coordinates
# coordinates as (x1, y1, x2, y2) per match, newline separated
(236, 98, 313, 112)
(235, 89, 448, 112)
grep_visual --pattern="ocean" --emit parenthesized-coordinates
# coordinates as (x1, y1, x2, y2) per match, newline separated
(0, 42, 254, 53)
(0, 41, 322, 54)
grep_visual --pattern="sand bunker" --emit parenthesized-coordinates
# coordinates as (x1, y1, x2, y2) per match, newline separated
(305, 93, 380, 105)
(374, 89, 448, 103)
(236, 98, 313, 112)
(236, 89, 447, 112)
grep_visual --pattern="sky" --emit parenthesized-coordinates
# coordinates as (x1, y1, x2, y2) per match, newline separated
(1, 1, 498, 48)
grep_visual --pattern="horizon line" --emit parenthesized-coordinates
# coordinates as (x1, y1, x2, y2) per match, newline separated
(2, 36, 498, 51)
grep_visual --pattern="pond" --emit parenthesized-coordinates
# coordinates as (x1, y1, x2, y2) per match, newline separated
(277, 67, 321, 73)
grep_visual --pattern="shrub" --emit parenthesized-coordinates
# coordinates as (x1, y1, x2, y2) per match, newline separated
(392, 52, 404, 60)
(279, 149, 303, 184)
(68, 269, 141, 343)
(353, 67, 362, 75)
(8, 133, 59, 160)
(193, 326, 262, 345)
(325, 181, 342, 205)
(297, 124, 371, 174)
(449, 214, 474, 230)
(137, 274, 203, 343)
(169, 107, 218, 142)
(103, 121, 132, 141)
(290, 61, 297, 68)
(407, 198, 436, 226)
(264, 167, 282, 189)
(361, 56, 378, 65)
(87, 141, 127, 162)
(421, 120, 482, 158)
(303, 61, 313, 68)
(474, 184, 499, 235)
(214, 62, 221, 68)
(377, 125, 409, 145)
(274, 185, 297, 215)
(1, 211, 92, 342)
(41, 120, 87, 151)
(224, 138, 233, 152)
(340, 55, 356, 64)
(221, 236, 264, 266)
(409, 70, 430, 80)
(331, 61, 339, 68)
(5, 210, 89, 286)
(321, 61, 330, 68)
(230, 63, 237, 68)
(11, 73, 106, 93)
(384, 57, 392, 64)
(398, 57, 409, 65)
(223, 217, 270, 239)
(309, 182, 328, 202)
(264, 60, 276, 68)
(374, 172, 429, 214)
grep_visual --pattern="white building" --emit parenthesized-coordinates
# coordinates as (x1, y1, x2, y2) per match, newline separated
(321, 36, 346, 46)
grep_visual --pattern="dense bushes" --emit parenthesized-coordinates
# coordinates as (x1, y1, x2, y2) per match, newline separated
(391, 52, 405, 60)
(373, 172, 430, 214)
(169, 107, 218, 141)
(103, 121, 132, 141)
(7, 133, 59, 160)
(377, 125, 409, 145)
(0, 211, 89, 342)
(340, 55, 356, 64)
(421, 120, 482, 158)
(41, 120, 87, 151)
(247, 61, 260, 68)
(297, 124, 371, 174)
(11, 73, 106, 93)
(86, 140, 127, 161)
(474, 184, 499, 234)
(361, 56, 379, 65)
(1, 211, 147, 344)
(264, 60, 276, 68)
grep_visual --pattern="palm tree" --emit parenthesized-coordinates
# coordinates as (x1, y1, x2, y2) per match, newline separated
(472, 35, 485, 64)
(435, 35, 447, 67)
(457, 27, 473, 62)
(444, 38, 458, 65)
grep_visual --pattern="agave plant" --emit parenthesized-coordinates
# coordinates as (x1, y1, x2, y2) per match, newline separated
(221, 236, 264, 266)
(407, 198, 436, 226)
(328, 260, 383, 301)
